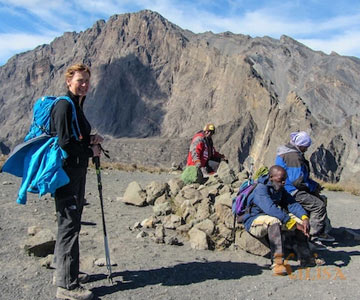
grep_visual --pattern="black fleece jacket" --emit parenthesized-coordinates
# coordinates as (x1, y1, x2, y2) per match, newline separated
(50, 90, 93, 168)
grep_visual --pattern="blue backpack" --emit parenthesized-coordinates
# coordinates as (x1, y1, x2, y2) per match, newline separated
(231, 179, 258, 242)
(232, 179, 258, 223)
(24, 96, 81, 141)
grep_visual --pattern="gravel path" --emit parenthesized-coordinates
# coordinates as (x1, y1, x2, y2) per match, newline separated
(1, 168, 359, 300)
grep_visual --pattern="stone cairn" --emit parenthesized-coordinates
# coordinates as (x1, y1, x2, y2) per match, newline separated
(123, 161, 270, 256)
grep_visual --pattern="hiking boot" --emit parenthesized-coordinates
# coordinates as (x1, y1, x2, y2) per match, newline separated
(314, 257, 326, 266)
(271, 254, 289, 276)
(308, 239, 327, 251)
(312, 252, 326, 266)
(299, 258, 316, 268)
(316, 233, 335, 242)
(299, 255, 326, 267)
(271, 263, 289, 276)
(53, 272, 90, 286)
(56, 285, 93, 300)
(79, 273, 90, 284)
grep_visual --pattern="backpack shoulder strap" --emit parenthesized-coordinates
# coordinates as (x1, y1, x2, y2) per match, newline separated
(55, 96, 82, 141)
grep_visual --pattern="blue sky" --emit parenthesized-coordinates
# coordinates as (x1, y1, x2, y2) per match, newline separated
(1, 0, 360, 66)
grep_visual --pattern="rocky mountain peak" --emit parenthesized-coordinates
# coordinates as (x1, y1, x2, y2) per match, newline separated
(0, 10, 359, 185)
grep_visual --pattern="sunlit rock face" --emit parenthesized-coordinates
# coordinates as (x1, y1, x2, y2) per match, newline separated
(1, 10, 359, 184)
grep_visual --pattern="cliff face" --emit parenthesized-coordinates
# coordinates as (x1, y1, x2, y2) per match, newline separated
(0, 10, 359, 184)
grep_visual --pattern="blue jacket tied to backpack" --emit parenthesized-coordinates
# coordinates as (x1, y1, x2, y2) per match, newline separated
(242, 175, 307, 231)
(2, 135, 69, 204)
(1, 96, 80, 204)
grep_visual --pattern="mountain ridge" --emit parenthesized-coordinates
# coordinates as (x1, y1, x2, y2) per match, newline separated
(0, 10, 359, 184)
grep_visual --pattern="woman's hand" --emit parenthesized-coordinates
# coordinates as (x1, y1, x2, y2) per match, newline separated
(90, 134, 104, 145)
(91, 144, 101, 157)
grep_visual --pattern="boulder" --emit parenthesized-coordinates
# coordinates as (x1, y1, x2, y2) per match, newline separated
(140, 216, 158, 228)
(235, 230, 270, 257)
(182, 205, 197, 223)
(194, 199, 211, 221)
(217, 162, 237, 184)
(153, 224, 165, 244)
(145, 181, 169, 205)
(236, 170, 249, 183)
(136, 231, 148, 239)
(165, 236, 182, 245)
(153, 202, 172, 216)
(214, 192, 232, 208)
(163, 214, 182, 229)
(182, 186, 203, 201)
(214, 203, 234, 229)
(188, 228, 209, 250)
(174, 194, 187, 207)
(216, 223, 233, 240)
(168, 177, 184, 196)
(204, 174, 220, 186)
(154, 193, 169, 205)
(194, 219, 215, 236)
(219, 185, 233, 194)
(176, 223, 193, 234)
(199, 184, 221, 199)
(123, 181, 146, 206)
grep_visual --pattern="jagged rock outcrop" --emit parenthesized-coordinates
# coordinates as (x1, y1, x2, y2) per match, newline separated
(0, 10, 359, 184)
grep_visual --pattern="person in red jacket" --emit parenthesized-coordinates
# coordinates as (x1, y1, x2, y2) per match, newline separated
(186, 123, 225, 176)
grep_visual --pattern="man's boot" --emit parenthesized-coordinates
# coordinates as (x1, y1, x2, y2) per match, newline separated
(56, 285, 93, 300)
(271, 253, 289, 276)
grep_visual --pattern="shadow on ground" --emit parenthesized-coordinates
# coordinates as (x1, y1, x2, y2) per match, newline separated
(90, 260, 265, 297)
(88, 227, 360, 298)
(286, 227, 360, 269)
(320, 227, 360, 267)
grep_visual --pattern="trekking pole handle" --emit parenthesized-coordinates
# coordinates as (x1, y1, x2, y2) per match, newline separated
(92, 155, 100, 168)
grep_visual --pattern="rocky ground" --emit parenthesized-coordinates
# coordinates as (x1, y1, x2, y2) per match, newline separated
(1, 167, 360, 300)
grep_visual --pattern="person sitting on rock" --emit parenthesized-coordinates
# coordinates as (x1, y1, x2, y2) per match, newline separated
(186, 123, 225, 177)
(275, 131, 334, 251)
(243, 165, 321, 276)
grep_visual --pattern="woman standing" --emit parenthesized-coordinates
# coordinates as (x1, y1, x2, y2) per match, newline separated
(51, 63, 102, 300)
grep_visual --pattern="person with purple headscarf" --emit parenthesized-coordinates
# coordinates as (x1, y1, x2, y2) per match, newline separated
(275, 131, 334, 251)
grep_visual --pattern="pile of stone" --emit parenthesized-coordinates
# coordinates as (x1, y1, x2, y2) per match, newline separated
(122, 162, 270, 256)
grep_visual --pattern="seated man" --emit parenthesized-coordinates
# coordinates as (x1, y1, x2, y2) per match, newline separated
(243, 165, 320, 276)
(186, 123, 225, 177)
(275, 131, 334, 250)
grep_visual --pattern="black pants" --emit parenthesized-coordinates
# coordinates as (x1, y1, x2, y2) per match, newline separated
(54, 166, 87, 289)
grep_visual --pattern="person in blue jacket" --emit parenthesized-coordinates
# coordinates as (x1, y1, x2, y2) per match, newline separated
(243, 165, 320, 276)
(50, 63, 102, 300)
(275, 131, 334, 251)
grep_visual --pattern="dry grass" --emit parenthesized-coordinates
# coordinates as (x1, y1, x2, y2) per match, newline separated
(91, 160, 173, 174)
(319, 180, 360, 196)
(0, 155, 173, 174)
(322, 183, 345, 192)
(0, 155, 7, 170)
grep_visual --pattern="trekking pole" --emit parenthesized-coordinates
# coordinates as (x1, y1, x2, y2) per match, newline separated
(93, 155, 113, 284)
